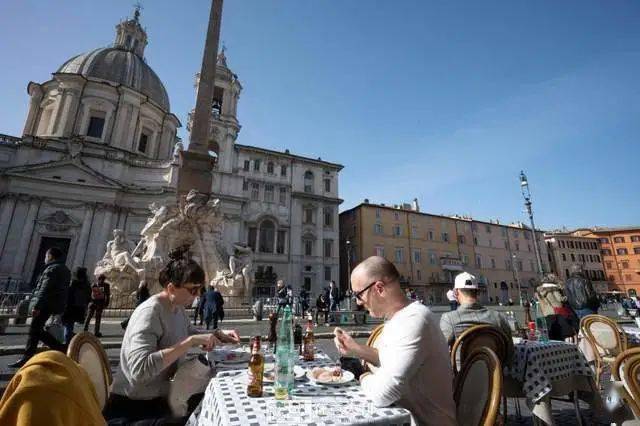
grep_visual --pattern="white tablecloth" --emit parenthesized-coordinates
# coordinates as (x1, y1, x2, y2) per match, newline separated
(187, 352, 411, 426)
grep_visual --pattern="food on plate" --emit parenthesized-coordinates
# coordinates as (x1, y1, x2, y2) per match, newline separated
(310, 366, 343, 382)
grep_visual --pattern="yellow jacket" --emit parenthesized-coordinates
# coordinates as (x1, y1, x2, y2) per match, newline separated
(0, 351, 105, 425)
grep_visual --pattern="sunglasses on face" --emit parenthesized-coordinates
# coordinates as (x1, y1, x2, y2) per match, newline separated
(352, 281, 379, 302)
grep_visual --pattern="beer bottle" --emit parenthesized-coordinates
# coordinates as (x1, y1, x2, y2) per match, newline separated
(302, 319, 315, 361)
(246, 336, 264, 397)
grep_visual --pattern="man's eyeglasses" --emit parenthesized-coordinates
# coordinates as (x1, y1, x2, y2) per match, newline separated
(352, 281, 378, 302)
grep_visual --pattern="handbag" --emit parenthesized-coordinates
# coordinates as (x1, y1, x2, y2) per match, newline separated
(45, 314, 65, 344)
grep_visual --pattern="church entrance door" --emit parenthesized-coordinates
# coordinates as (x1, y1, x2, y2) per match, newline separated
(30, 237, 71, 287)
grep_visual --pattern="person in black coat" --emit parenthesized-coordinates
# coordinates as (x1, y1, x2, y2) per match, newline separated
(62, 267, 91, 344)
(315, 293, 329, 325)
(10, 247, 70, 368)
(83, 274, 111, 337)
(120, 280, 151, 330)
(203, 285, 225, 330)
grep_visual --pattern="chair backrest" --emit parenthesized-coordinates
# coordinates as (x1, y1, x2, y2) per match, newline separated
(454, 347, 503, 426)
(363, 324, 384, 373)
(67, 332, 112, 410)
(582, 314, 627, 358)
(621, 352, 640, 418)
(450, 324, 512, 375)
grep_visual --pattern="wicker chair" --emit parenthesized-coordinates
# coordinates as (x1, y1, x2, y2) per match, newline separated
(450, 324, 513, 375)
(612, 348, 640, 419)
(67, 331, 113, 410)
(454, 347, 503, 426)
(581, 314, 627, 387)
(362, 323, 384, 373)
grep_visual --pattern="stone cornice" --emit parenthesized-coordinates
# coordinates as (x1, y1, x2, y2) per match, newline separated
(291, 191, 343, 205)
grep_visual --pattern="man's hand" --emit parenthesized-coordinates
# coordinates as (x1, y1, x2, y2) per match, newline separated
(215, 329, 240, 344)
(333, 327, 360, 357)
(31, 309, 40, 317)
(189, 333, 221, 352)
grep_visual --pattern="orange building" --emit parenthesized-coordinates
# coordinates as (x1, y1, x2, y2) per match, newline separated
(573, 227, 640, 296)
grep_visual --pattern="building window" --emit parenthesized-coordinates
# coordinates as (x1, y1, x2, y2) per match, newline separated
(254, 159, 261, 172)
(524, 232, 530, 240)
(458, 235, 466, 244)
(517, 260, 523, 271)
(527, 244, 531, 252)
(617, 248, 629, 255)
(429, 253, 437, 265)
(634, 247, 640, 255)
(596, 255, 601, 262)
(515, 241, 520, 251)
(631, 236, 640, 242)
(489, 239, 493, 247)
(606, 261, 612, 269)
(570, 253, 575, 262)
(137, 132, 149, 153)
(247, 227, 257, 251)
(622, 261, 630, 269)
(395, 247, 404, 263)
(600, 237, 609, 243)
(259, 220, 275, 253)
(393, 225, 401, 236)
(276, 230, 286, 254)
(375, 208, 381, 218)
(266, 162, 274, 174)
(529, 260, 535, 271)
(505, 259, 512, 270)
(475, 255, 482, 268)
(412, 226, 419, 237)
(614, 237, 625, 243)
(413, 249, 421, 263)
(304, 171, 314, 193)
(304, 239, 314, 256)
(442, 232, 449, 242)
(251, 183, 260, 200)
(561, 253, 566, 261)
(491, 258, 496, 269)
(280, 165, 287, 176)
(416, 269, 421, 281)
(279, 187, 287, 206)
(473, 237, 478, 245)
(264, 184, 274, 202)
(303, 276, 311, 291)
(323, 208, 333, 228)
(303, 207, 314, 224)
(513, 230, 519, 238)
(374, 223, 383, 234)
(323, 239, 333, 258)
(428, 231, 435, 241)
(485, 225, 491, 233)
(394, 212, 400, 221)
(602, 249, 612, 255)
(324, 179, 331, 192)
(324, 266, 332, 281)
(375, 246, 385, 257)
(560, 240, 565, 248)
(86, 115, 106, 139)
(243, 160, 250, 171)
(242, 180, 249, 191)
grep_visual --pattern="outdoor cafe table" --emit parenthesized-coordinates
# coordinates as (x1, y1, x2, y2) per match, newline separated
(504, 339, 602, 425)
(187, 351, 411, 426)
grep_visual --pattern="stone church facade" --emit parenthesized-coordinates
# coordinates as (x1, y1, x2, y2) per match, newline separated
(0, 11, 342, 298)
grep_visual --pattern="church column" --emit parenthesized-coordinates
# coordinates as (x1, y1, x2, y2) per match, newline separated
(94, 207, 115, 262)
(73, 205, 95, 269)
(12, 199, 40, 275)
(22, 83, 44, 136)
(0, 197, 17, 258)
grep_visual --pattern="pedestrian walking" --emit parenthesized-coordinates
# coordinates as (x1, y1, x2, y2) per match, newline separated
(192, 286, 205, 325)
(315, 293, 329, 326)
(121, 281, 150, 330)
(203, 284, 224, 330)
(62, 267, 91, 344)
(328, 280, 340, 323)
(564, 264, 600, 319)
(275, 280, 289, 318)
(83, 274, 110, 337)
(9, 247, 70, 368)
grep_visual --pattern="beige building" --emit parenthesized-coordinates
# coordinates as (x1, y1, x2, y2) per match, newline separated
(339, 201, 549, 305)
(544, 232, 607, 292)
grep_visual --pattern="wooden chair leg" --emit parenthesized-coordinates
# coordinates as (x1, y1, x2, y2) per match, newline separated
(573, 390, 583, 426)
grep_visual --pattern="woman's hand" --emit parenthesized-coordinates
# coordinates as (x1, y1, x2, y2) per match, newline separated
(188, 333, 221, 351)
(215, 329, 240, 344)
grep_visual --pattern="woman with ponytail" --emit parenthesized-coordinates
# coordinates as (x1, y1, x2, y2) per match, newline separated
(104, 246, 239, 423)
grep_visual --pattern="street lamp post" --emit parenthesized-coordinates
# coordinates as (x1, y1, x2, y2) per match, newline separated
(512, 253, 522, 306)
(345, 240, 352, 310)
(520, 171, 544, 279)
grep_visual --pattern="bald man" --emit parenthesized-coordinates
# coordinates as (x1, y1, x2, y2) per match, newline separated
(334, 256, 456, 426)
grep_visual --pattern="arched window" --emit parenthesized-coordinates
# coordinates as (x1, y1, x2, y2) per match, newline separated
(259, 220, 275, 253)
(304, 171, 314, 193)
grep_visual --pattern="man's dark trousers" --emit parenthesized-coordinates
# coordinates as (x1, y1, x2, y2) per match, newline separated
(25, 309, 65, 358)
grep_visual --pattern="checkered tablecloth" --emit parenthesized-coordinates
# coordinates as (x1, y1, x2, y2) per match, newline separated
(505, 340, 594, 403)
(622, 326, 640, 346)
(187, 352, 411, 426)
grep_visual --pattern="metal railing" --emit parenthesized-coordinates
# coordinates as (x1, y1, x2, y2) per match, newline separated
(0, 292, 31, 314)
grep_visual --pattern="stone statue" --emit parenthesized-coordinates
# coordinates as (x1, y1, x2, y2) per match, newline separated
(102, 229, 143, 275)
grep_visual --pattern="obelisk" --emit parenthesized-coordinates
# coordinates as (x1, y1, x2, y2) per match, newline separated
(177, 0, 223, 196)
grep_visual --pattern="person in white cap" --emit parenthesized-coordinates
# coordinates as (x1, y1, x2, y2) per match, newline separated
(439, 271, 512, 345)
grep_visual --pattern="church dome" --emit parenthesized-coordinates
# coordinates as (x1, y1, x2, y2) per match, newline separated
(56, 47, 170, 111)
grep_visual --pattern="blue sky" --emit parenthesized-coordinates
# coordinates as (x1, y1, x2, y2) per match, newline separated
(1, 1, 639, 230)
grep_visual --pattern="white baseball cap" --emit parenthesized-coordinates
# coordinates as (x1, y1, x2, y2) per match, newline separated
(454, 272, 478, 289)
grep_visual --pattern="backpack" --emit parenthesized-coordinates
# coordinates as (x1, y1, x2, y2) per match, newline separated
(92, 285, 105, 301)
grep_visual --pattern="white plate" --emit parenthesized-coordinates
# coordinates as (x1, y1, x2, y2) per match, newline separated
(306, 368, 355, 385)
(262, 364, 305, 383)
(207, 348, 252, 364)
